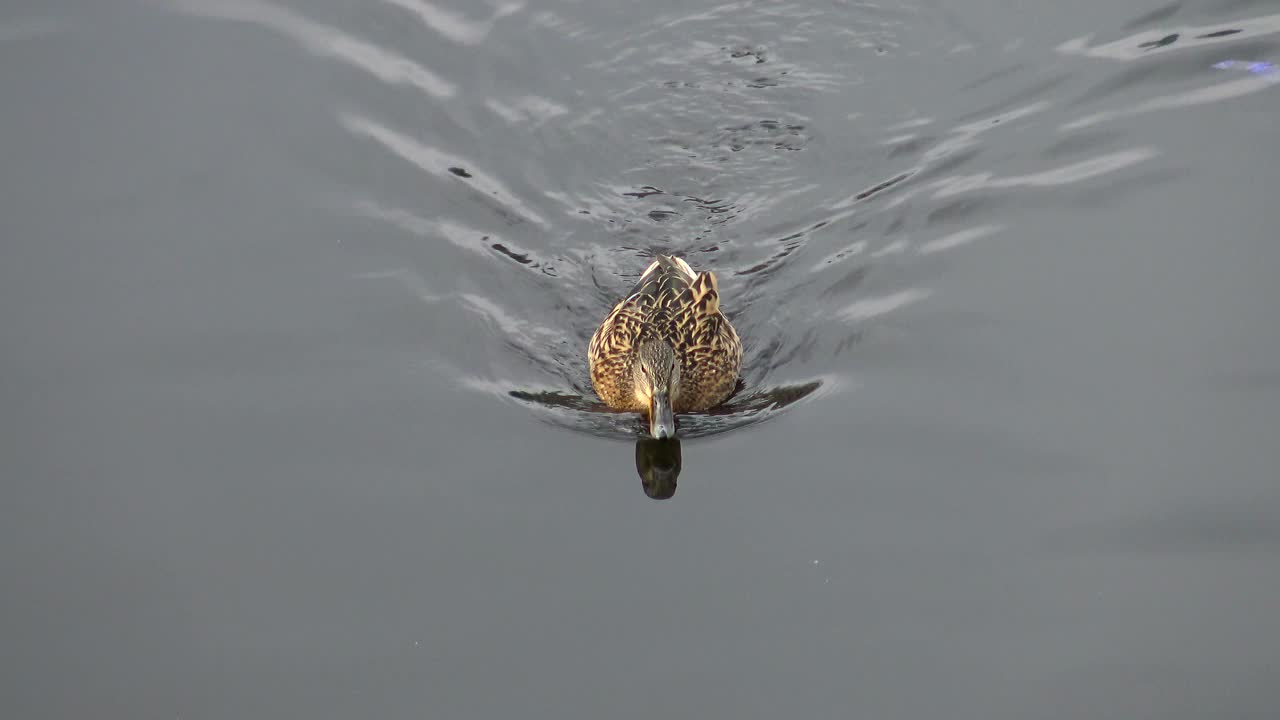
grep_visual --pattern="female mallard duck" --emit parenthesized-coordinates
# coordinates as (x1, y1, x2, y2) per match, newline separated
(589, 254, 742, 438)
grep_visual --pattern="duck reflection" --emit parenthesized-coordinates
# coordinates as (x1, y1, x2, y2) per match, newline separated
(636, 437, 681, 500)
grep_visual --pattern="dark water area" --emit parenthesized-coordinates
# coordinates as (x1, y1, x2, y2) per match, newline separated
(3, 0, 1279, 717)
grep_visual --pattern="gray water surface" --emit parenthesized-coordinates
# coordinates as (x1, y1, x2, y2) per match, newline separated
(3, 1, 1279, 718)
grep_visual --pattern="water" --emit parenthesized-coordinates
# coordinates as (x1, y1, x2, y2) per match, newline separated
(3, 0, 1278, 717)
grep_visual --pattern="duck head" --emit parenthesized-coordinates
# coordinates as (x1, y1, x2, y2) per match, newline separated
(633, 340, 680, 439)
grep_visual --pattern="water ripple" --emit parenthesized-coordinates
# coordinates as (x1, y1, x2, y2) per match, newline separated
(1059, 12, 1280, 61)
(281, 0, 1223, 442)
(339, 112, 550, 229)
(1063, 76, 1279, 130)
(929, 148, 1159, 198)
(380, 0, 522, 46)
(838, 289, 933, 323)
(167, 0, 456, 98)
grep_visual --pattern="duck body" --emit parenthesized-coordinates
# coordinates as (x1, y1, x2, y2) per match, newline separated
(589, 255, 742, 433)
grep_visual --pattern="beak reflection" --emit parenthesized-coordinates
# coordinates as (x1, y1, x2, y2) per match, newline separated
(635, 437, 681, 500)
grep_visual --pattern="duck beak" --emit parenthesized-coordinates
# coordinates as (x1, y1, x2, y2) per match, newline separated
(649, 392, 675, 439)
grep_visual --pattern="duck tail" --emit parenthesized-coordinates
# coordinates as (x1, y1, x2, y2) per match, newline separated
(629, 254, 695, 299)
(652, 254, 697, 280)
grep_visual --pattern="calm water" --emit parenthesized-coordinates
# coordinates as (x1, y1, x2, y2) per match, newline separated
(3, 0, 1279, 717)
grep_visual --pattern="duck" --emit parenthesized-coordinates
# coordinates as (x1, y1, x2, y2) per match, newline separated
(588, 254, 742, 438)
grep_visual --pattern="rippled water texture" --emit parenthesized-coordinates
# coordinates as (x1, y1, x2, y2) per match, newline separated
(3, 0, 1278, 717)
(155, 0, 1280, 442)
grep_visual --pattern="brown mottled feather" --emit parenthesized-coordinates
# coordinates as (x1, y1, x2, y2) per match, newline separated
(589, 255, 742, 413)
